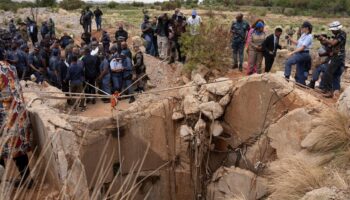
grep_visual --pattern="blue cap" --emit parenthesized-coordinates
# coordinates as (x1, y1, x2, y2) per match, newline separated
(256, 22, 264, 28)
(192, 10, 197, 16)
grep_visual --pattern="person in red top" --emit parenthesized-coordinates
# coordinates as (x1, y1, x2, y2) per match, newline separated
(0, 50, 33, 188)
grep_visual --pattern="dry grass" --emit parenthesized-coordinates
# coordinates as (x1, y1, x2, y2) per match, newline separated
(268, 158, 326, 200)
(305, 111, 350, 166)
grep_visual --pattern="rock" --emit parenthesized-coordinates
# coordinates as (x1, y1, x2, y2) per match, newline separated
(300, 126, 324, 150)
(300, 187, 337, 200)
(179, 82, 197, 97)
(194, 118, 206, 132)
(0, 165, 4, 180)
(223, 74, 322, 149)
(193, 73, 207, 86)
(337, 86, 350, 116)
(191, 64, 210, 80)
(180, 125, 194, 137)
(205, 77, 233, 96)
(210, 121, 223, 137)
(182, 75, 191, 84)
(199, 101, 224, 120)
(172, 111, 185, 120)
(219, 94, 231, 107)
(267, 108, 313, 159)
(207, 167, 268, 200)
(183, 95, 200, 115)
(239, 135, 275, 172)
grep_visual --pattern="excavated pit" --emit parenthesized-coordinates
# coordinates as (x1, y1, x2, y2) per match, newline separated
(23, 73, 333, 200)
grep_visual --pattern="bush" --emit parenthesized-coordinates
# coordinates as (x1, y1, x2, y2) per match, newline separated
(59, 0, 85, 11)
(161, 1, 181, 11)
(283, 8, 296, 16)
(132, 2, 144, 7)
(180, 19, 232, 71)
(107, 2, 119, 9)
(37, 0, 56, 7)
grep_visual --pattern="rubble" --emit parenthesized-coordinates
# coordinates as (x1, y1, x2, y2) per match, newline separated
(210, 121, 224, 137)
(205, 77, 233, 96)
(183, 95, 200, 115)
(199, 101, 224, 120)
(207, 167, 268, 200)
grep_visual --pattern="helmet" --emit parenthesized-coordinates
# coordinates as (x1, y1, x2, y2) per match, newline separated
(329, 21, 342, 31)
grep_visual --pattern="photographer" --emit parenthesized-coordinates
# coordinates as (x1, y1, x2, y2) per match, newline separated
(318, 21, 346, 98)
(284, 21, 313, 85)
(308, 34, 332, 89)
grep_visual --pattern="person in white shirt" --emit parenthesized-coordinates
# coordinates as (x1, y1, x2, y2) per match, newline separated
(187, 9, 202, 36)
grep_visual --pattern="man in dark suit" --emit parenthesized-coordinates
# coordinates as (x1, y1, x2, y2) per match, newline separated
(262, 28, 283, 72)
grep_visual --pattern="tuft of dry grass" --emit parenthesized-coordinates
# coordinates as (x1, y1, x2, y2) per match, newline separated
(305, 111, 350, 166)
(268, 158, 325, 200)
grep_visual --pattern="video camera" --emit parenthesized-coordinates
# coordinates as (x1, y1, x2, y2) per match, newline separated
(314, 34, 332, 40)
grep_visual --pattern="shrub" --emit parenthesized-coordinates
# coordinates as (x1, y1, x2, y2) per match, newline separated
(180, 19, 232, 71)
(107, 2, 119, 9)
(59, 0, 85, 11)
(36, 0, 56, 7)
(160, 1, 181, 11)
(283, 8, 296, 16)
(132, 1, 144, 7)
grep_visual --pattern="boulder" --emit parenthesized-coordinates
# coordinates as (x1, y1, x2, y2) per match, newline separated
(199, 101, 224, 120)
(180, 125, 194, 137)
(194, 118, 206, 132)
(193, 73, 207, 86)
(179, 82, 197, 97)
(207, 167, 268, 200)
(238, 135, 276, 172)
(191, 64, 210, 80)
(183, 95, 200, 115)
(172, 111, 185, 120)
(219, 94, 231, 107)
(223, 74, 322, 149)
(267, 108, 313, 159)
(337, 86, 350, 116)
(210, 121, 223, 137)
(300, 187, 337, 200)
(205, 78, 233, 96)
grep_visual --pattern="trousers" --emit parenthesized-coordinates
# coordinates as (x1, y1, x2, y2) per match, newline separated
(248, 50, 263, 74)
(284, 52, 311, 85)
(232, 40, 245, 69)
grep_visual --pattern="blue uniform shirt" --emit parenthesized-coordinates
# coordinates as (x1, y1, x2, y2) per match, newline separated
(297, 33, 313, 51)
(122, 57, 133, 79)
(231, 20, 250, 42)
(65, 63, 84, 85)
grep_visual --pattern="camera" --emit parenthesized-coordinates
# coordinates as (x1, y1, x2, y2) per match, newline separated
(285, 35, 290, 40)
(314, 34, 322, 39)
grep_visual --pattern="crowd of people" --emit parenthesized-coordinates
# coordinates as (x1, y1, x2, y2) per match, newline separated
(139, 8, 202, 64)
(0, 6, 348, 190)
(230, 13, 347, 98)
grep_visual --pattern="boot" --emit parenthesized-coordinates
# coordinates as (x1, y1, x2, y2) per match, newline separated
(129, 96, 136, 103)
(168, 57, 175, 64)
(323, 91, 334, 98)
(308, 80, 315, 89)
